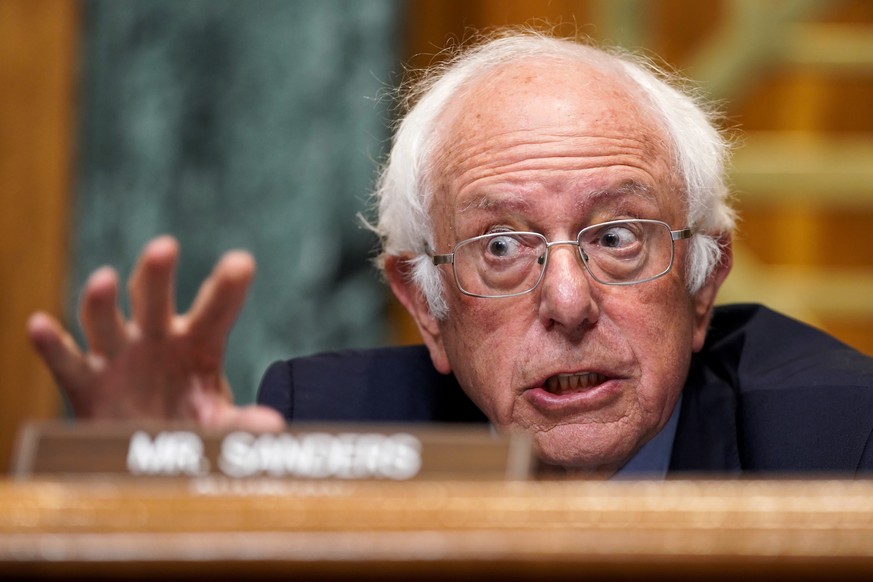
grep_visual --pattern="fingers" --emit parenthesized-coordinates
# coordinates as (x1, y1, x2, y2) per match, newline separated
(186, 250, 256, 363)
(80, 266, 127, 357)
(129, 235, 179, 338)
(27, 312, 95, 411)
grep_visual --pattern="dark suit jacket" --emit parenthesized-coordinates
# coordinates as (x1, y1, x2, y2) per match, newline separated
(257, 304, 873, 475)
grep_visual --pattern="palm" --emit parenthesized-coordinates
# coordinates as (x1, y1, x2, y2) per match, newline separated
(81, 324, 224, 421)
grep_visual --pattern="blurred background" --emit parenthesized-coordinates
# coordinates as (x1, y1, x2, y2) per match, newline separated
(2, 0, 872, 469)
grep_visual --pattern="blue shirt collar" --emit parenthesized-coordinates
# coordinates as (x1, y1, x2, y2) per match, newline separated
(611, 396, 682, 480)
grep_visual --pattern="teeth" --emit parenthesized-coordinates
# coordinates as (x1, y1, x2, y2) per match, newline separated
(545, 372, 607, 394)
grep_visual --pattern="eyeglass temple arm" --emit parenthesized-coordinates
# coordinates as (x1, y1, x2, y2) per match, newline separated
(432, 253, 454, 265)
(671, 228, 692, 241)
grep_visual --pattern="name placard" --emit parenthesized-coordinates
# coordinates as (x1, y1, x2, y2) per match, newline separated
(11, 422, 533, 481)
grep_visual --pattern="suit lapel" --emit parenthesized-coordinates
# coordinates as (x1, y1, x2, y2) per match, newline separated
(668, 356, 742, 475)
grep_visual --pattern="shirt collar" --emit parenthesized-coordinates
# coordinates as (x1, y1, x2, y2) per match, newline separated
(611, 396, 682, 480)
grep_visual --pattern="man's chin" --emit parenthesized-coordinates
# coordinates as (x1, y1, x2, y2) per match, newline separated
(529, 424, 638, 476)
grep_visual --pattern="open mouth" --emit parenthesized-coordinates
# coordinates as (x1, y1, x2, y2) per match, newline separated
(544, 372, 608, 396)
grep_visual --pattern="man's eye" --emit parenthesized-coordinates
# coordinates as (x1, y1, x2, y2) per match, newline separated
(486, 235, 518, 257)
(598, 227, 637, 248)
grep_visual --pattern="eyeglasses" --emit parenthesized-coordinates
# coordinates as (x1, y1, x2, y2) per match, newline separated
(430, 219, 692, 298)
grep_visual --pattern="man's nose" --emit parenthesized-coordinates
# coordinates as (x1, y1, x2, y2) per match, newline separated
(537, 242, 600, 331)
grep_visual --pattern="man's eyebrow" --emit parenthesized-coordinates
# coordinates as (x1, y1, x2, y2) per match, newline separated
(580, 180, 656, 209)
(458, 192, 533, 214)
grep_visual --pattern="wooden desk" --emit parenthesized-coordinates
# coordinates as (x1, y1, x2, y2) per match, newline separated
(1, 478, 872, 580)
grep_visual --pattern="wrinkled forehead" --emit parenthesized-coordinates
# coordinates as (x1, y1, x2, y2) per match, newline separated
(427, 56, 676, 216)
(437, 57, 665, 146)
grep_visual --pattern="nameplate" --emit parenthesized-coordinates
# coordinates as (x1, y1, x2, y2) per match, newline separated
(11, 422, 533, 481)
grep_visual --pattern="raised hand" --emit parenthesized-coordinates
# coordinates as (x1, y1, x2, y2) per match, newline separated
(27, 235, 284, 432)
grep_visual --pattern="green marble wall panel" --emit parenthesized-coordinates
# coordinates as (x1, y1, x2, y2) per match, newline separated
(73, 0, 401, 403)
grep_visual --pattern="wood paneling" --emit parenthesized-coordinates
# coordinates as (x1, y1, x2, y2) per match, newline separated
(0, 0, 78, 468)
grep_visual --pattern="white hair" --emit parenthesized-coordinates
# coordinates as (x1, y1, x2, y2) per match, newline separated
(373, 31, 736, 318)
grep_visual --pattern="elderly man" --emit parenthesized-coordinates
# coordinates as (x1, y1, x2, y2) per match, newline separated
(28, 32, 873, 477)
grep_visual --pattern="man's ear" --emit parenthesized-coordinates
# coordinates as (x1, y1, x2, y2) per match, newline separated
(384, 255, 452, 374)
(691, 235, 733, 353)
